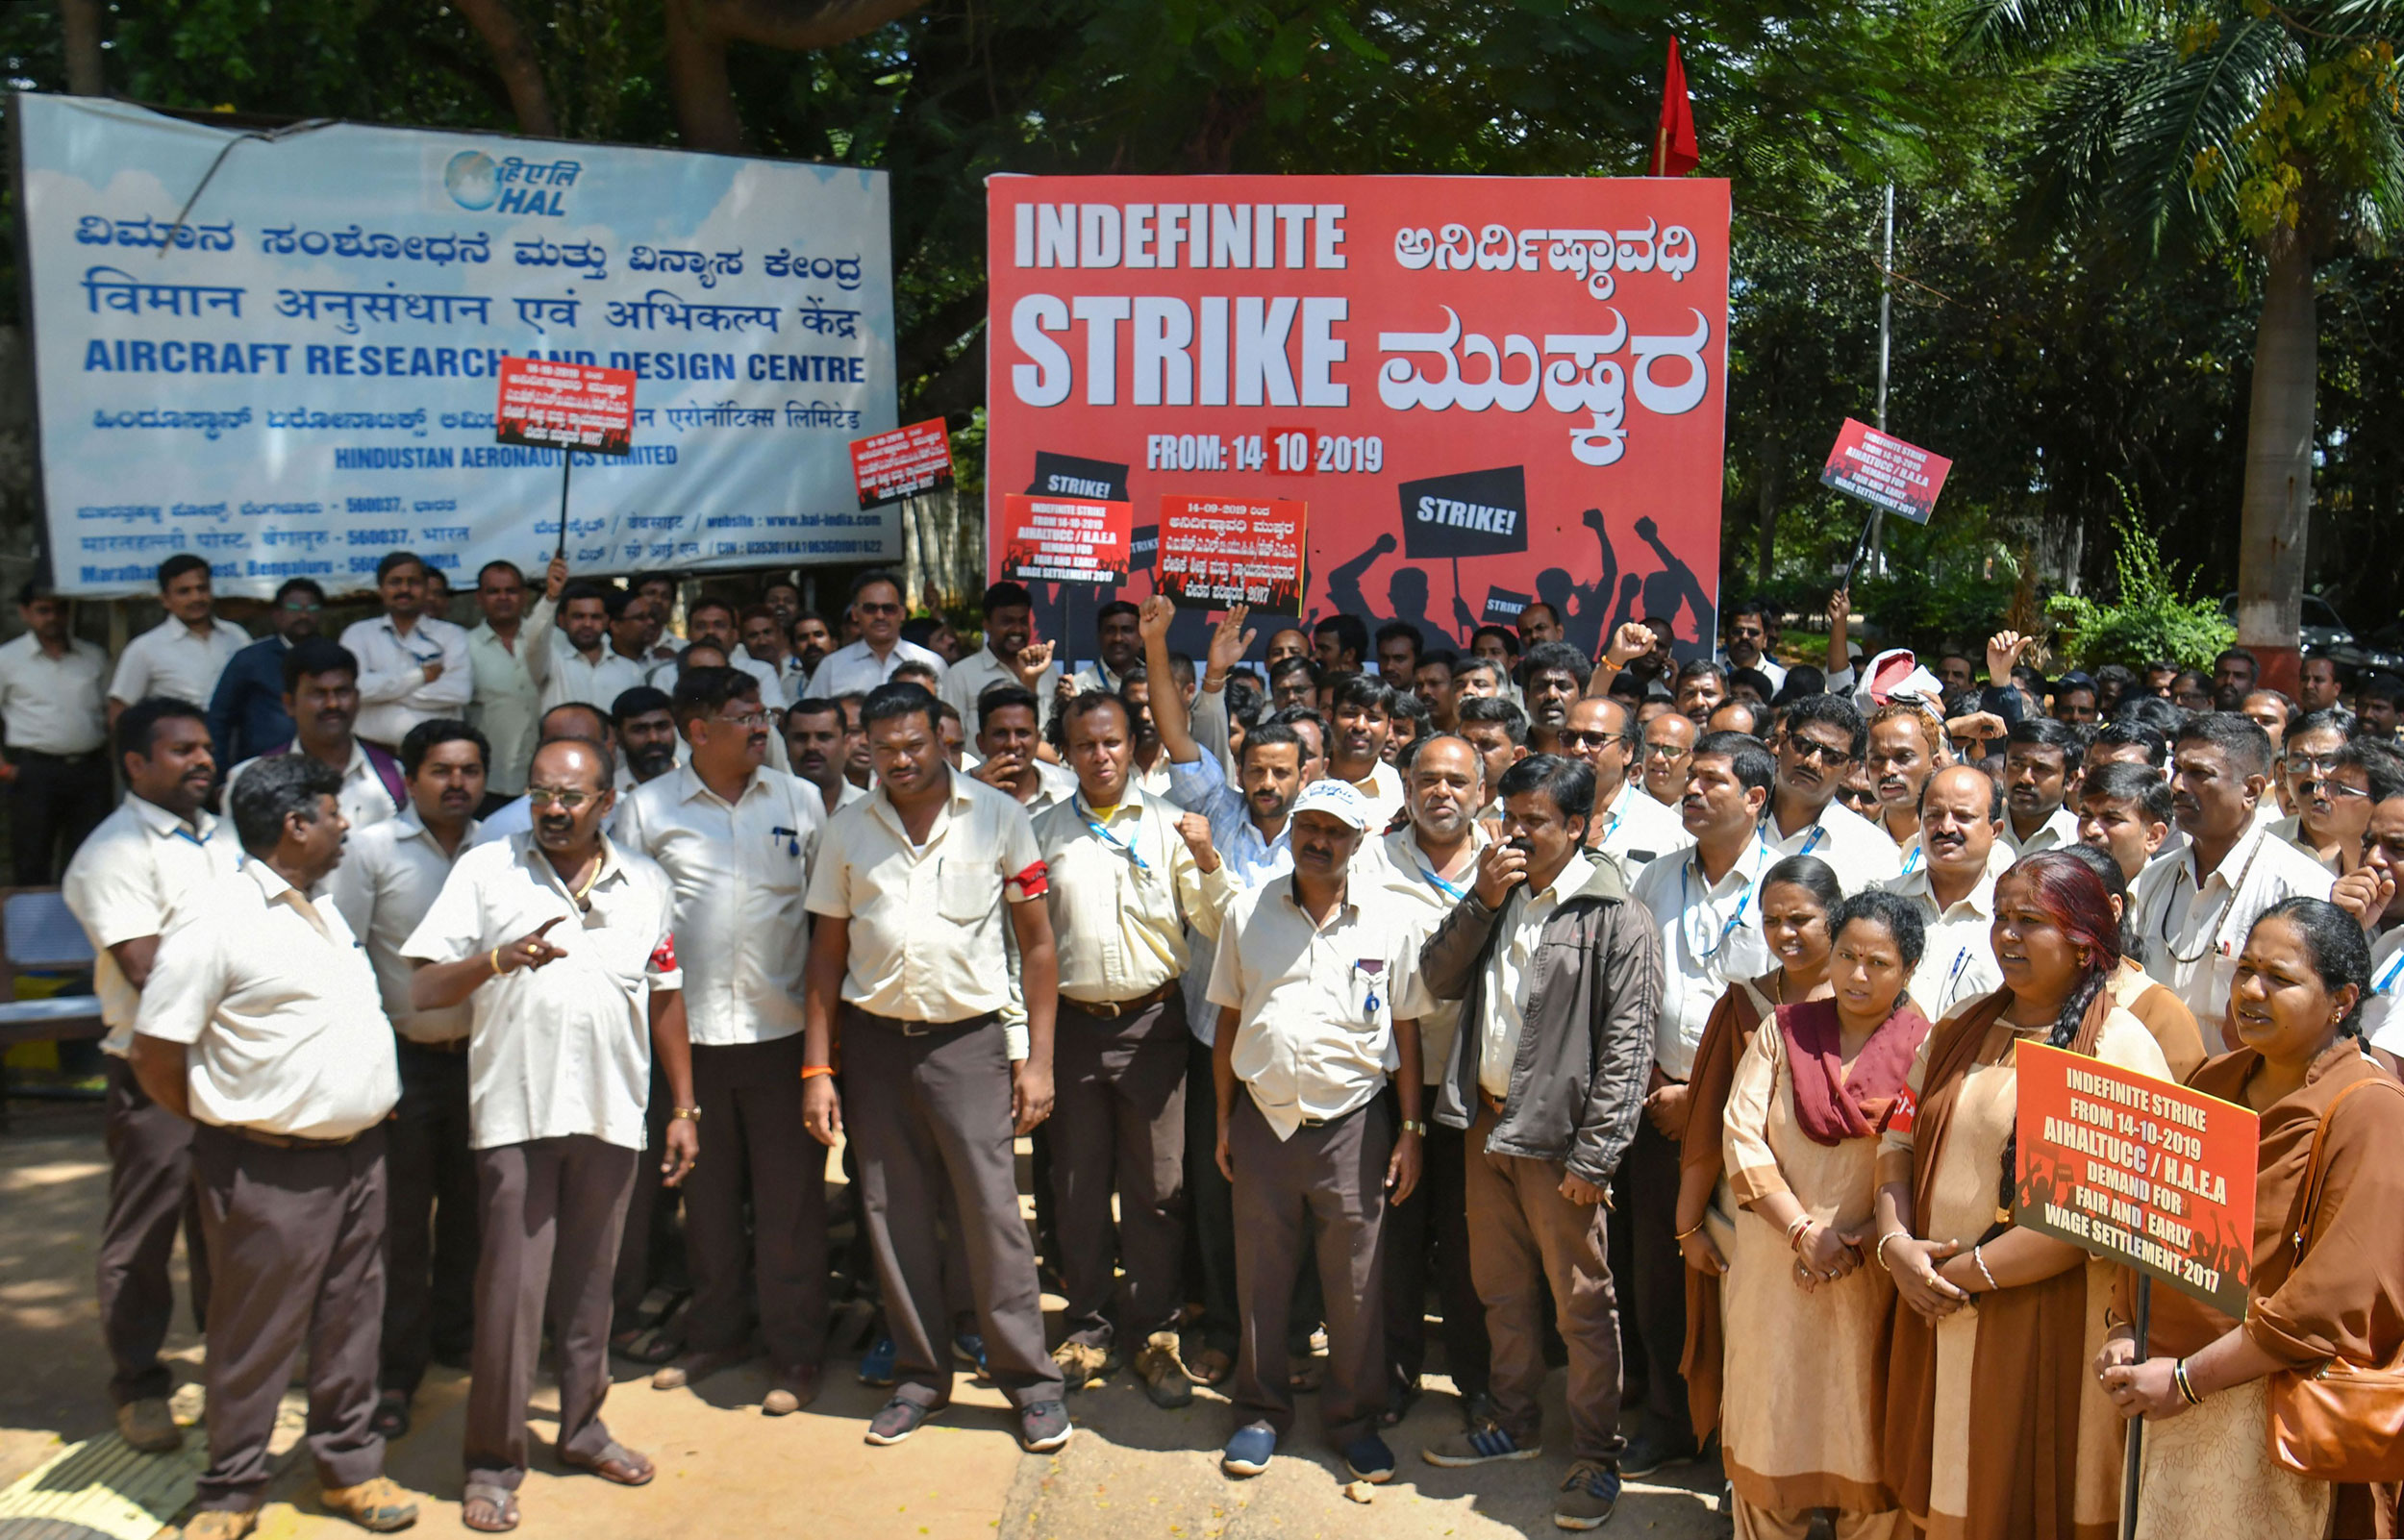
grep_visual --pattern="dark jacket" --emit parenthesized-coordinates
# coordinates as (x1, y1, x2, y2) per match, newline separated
(207, 634, 293, 765)
(1420, 853, 1661, 1186)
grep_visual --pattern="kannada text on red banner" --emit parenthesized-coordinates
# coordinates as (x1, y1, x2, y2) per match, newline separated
(1155, 495, 1307, 614)
(495, 357, 637, 456)
(851, 418, 956, 509)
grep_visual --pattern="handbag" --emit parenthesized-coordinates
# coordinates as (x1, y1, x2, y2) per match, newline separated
(2266, 1075, 2404, 1482)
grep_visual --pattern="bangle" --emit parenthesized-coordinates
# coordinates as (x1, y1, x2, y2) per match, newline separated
(1874, 1230, 1910, 1272)
(1674, 1221, 1704, 1242)
(1972, 1244, 1999, 1293)
(799, 1064, 834, 1080)
(2174, 1358, 2202, 1406)
(669, 1105, 701, 1123)
(488, 946, 505, 977)
(1786, 1212, 1816, 1250)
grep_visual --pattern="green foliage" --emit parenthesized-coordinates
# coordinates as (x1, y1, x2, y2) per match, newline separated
(2048, 503, 2235, 670)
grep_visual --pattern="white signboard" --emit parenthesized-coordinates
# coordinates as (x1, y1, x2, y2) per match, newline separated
(14, 93, 901, 596)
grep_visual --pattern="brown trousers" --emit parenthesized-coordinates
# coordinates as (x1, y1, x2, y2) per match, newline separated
(1462, 1100, 1625, 1463)
(1227, 1090, 1389, 1448)
(683, 1034, 828, 1370)
(99, 1056, 211, 1405)
(464, 1135, 638, 1488)
(1049, 996, 1187, 1349)
(189, 1122, 388, 1510)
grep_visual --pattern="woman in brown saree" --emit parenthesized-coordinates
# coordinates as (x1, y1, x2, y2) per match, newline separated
(1672, 855, 1841, 1443)
(1719, 891, 1931, 1538)
(2057, 843, 2208, 1080)
(2097, 897, 2404, 1538)
(1874, 851, 2175, 1540)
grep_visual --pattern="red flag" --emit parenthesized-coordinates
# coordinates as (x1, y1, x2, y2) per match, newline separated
(1653, 35, 1699, 177)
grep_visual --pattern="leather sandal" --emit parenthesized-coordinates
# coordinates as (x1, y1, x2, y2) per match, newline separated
(460, 1481, 518, 1533)
(564, 1441, 654, 1486)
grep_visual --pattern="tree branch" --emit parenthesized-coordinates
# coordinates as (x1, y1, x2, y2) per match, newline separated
(454, 0, 559, 137)
(60, 0, 105, 97)
(700, 0, 933, 50)
(666, 0, 748, 152)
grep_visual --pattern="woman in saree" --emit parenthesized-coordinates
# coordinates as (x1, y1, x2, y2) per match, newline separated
(1672, 855, 1842, 1443)
(1718, 890, 1931, 1537)
(2097, 897, 2404, 1538)
(1875, 851, 2175, 1539)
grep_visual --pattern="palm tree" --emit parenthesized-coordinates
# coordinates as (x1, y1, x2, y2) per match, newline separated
(1958, 1, 2404, 660)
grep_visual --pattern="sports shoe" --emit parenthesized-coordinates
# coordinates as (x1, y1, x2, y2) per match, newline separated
(1553, 1460, 1620, 1530)
(858, 1335, 898, 1386)
(864, 1398, 942, 1447)
(1616, 1430, 1697, 1478)
(1342, 1433, 1396, 1484)
(1422, 1424, 1541, 1467)
(116, 1398, 183, 1453)
(1018, 1400, 1073, 1453)
(953, 1330, 989, 1372)
(1051, 1338, 1117, 1390)
(1133, 1331, 1194, 1408)
(319, 1477, 419, 1532)
(1221, 1421, 1276, 1478)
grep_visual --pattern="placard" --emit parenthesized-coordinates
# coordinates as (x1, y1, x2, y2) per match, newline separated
(986, 176, 1731, 660)
(18, 92, 898, 594)
(1482, 585, 1532, 627)
(496, 357, 635, 454)
(1819, 418, 1952, 525)
(1156, 495, 1307, 613)
(850, 417, 955, 508)
(2012, 1042, 2258, 1315)
(998, 492, 1131, 586)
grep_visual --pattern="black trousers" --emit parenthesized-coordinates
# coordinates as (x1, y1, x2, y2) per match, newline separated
(1382, 1101, 1490, 1403)
(1049, 997, 1187, 1349)
(381, 1040, 479, 1395)
(612, 1064, 683, 1327)
(1182, 1033, 1240, 1357)
(9, 748, 111, 886)
(683, 1035, 829, 1370)
(1617, 1118, 1691, 1445)
(99, 1056, 211, 1405)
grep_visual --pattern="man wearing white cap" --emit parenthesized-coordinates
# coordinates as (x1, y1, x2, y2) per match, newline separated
(1205, 776, 1431, 1487)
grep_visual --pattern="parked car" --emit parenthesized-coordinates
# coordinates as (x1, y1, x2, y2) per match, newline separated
(2219, 593, 2357, 657)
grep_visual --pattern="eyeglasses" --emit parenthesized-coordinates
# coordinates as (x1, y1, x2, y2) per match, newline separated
(2287, 754, 2341, 776)
(714, 709, 773, 730)
(856, 600, 903, 615)
(1787, 738, 1856, 765)
(526, 787, 597, 810)
(2310, 778, 2372, 802)
(1561, 730, 1628, 751)
(1642, 740, 1690, 760)
(279, 600, 324, 613)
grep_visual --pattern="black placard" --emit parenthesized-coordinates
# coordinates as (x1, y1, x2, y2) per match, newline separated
(1397, 464, 1531, 560)
(1028, 451, 1130, 503)
(1482, 585, 1532, 627)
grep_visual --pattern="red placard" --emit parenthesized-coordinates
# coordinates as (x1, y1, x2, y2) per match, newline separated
(851, 418, 957, 509)
(494, 357, 636, 456)
(1156, 495, 1307, 614)
(1819, 418, 1951, 525)
(985, 178, 1731, 656)
(2012, 1042, 2258, 1315)
(998, 492, 1132, 587)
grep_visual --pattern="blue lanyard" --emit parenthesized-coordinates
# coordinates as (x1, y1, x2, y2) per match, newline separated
(1763, 809, 1827, 857)
(1900, 842, 1923, 876)
(1678, 849, 1758, 962)
(1079, 797, 1150, 873)
(1415, 859, 1468, 901)
(2377, 949, 2404, 995)
(1943, 947, 1972, 999)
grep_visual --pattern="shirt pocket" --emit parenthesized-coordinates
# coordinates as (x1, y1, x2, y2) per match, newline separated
(937, 858, 993, 924)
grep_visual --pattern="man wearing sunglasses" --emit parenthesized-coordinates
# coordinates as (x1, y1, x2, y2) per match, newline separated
(801, 570, 949, 700)
(206, 577, 325, 765)
(2271, 736, 2404, 875)
(614, 667, 828, 1414)
(1559, 696, 1689, 875)
(1757, 694, 1899, 893)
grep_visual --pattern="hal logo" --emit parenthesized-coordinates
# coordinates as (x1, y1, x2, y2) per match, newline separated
(444, 150, 583, 217)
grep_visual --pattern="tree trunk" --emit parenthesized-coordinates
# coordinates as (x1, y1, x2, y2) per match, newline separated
(2235, 228, 2316, 682)
(455, 0, 559, 137)
(666, 0, 748, 153)
(60, 0, 105, 96)
(1753, 430, 1778, 586)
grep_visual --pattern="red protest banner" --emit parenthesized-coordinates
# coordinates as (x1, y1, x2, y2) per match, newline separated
(1156, 495, 1307, 614)
(495, 357, 636, 456)
(2012, 1042, 2258, 1315)
(851, 418, 956, 509)
(985, 178, 1731, 656)
(1819, 418, 1951, 525)
(998, 492, 1132, 587)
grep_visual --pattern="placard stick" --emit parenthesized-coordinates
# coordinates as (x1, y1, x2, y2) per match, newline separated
(2118, 1277, 2149, 1540)
(555, 451, 572, 563)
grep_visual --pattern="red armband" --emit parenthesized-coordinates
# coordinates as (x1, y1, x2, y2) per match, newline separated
(1884, 1086, 1915, 1136)
(649, 933, 679, 972)
(1007, 859, 1050, 899)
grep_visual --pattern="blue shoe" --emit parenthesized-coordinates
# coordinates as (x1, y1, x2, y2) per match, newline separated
(1422, 1424, 1540, 1466)
(1342, 1433, 1396, 1484)
(953, 1331, 988, 1373)
(1221, 1422, 1276, 1478)
(858, 1335, 897, 1387)
(1553, 1459, 1620, 1530)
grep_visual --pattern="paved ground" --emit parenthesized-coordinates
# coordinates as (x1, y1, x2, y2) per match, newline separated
(0, 1100, 1730, 1540)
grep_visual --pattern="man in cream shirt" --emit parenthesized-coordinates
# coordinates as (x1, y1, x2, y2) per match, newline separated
(108, 555, 249, 722)
(465, 559, 563, 805)
(130, 755, 413, 1540)
(1876, 765, 2010, 1022)
(341, 552, 472, 749)
(1756, 694, 1899, 893)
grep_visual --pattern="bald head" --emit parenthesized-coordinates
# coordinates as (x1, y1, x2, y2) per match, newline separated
(531, 737, 610, 792)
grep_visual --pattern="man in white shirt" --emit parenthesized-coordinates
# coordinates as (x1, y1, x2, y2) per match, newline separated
(1758, 694, 1900, 894)
(968, 684, 1074, 812)
(1715, 600, 1787, 695)
(2002, 719, 2085, 855)
(1864, 702, 1946, 877)
(0, 579, 111, 882)
(1033, 687, 1230, 1405)
(1878, 765, 2010, 1022)
(2134, 713, 2335, 1047)
(799, 683, 1068, 1453)
(341, 552, 471, 749)
(466, 558, 564, 807)
(402, 738, 696, 1532)
(803, 572, 946, 699)
(61, 699, 244, 1454)
(131, 754, 415, 1540)
(1204, 778, 1429, 1485)
(222, 637, 404, 842)
(326, 719, 488, 1442)
(471, 703, 619, 849)
(1624, 731, 1776, 1474)
(108, 555, 249, 725)
(1559, 696, 1690, 876)
(783, 696, 867, 819)
(1069, 600, 1144, 697)
(942, 582, 1059, 737)
(535, 581, 649, 716)
(616, 668, 829, 1415)
(2348, 791, 2404, 1050)
(1325, 673, 1406, 826)
(2078, 760, 2175, 885)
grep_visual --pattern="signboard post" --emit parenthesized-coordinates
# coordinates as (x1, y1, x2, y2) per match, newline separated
(2012, 1042, 2260, 1538)
(494, 357, 637, 560)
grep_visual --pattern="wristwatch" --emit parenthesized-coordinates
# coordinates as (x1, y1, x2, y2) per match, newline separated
(1399, 1118, 1429, 1136)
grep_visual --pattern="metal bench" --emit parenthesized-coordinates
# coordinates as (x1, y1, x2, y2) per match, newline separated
(0, 887, 106, 1119)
